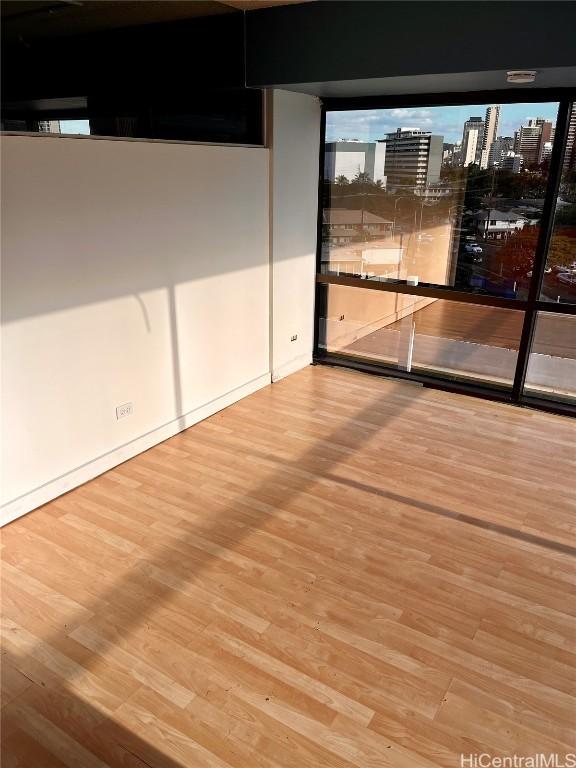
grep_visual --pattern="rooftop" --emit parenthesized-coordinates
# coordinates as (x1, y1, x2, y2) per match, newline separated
(324, 209, 393, 226)
(473, 209, 528, 221)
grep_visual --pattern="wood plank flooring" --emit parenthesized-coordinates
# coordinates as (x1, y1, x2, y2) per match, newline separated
(2, 365, 575, 767)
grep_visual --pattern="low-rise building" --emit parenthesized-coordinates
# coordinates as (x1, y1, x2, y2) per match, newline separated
(473, 210, 528, 240)
(414, 183, 452, 202)
(323, 208, 393, 245)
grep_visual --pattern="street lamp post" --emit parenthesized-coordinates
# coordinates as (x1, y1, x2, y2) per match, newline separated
(392, 196, 408, 240)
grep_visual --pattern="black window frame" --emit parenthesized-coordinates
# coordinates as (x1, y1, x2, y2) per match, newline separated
(0, 88, 266, 147)
(313, 87, 576, 417)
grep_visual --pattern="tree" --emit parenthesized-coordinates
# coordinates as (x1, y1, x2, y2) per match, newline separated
(335, 175, 349, 185)
(548, 231, 576, 267)
(495, 167, 549, 200)
(492, 170, 527, 200)
(556, 204, 576, 225)
(497, 225, 576, 278)
(440, 166, 464, 183)
(352, 171, 373, 185)
(496, 226, 538, 277)
(463, 166, 488, 210)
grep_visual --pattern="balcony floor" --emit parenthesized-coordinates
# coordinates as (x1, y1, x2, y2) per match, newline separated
(2, 366, 575, 767)
(347, 300, 576, 359)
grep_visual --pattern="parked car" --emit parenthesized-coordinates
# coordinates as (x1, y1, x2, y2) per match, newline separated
(416, 233, 434, 243)
(526, 267, 552, 277)
(557, 271, 576, 286)
(464, 254, 482, 265)
(465, 243, 483, 254)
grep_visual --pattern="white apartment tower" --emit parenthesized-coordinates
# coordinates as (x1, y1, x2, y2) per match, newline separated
(564, 104, 576, 174)
(461, 117, 484, 167)
(480, 105, 500, 169)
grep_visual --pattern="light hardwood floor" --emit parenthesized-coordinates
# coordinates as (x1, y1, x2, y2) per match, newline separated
(2, 365, 575, 767)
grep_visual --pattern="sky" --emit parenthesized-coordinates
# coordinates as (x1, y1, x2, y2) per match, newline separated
(326, 102, 560, 145)
(59, 119, 91, 135)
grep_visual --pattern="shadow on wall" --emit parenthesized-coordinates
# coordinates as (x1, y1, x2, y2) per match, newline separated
(0, 131, 317, 324)
(1, 134, 281, 507)
(1, 102, 324, 511)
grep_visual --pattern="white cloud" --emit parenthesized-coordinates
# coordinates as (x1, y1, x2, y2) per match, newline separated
(390, 108, 433, 119)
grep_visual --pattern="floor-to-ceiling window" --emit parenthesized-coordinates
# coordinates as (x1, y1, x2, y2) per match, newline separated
(315, 94, 576, 413)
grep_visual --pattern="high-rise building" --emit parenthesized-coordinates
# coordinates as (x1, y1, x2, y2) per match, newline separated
(379, 129, 443, 189)
(514, 118, 554, 166)
(499, 152, 523, 174)
(480, 105, 500, 169)
(461, 117, 484, 167)
(514, 119, 540, 165)
(537, 119, 554, 163)
(488, 136, 514, 167)
(563, 104, 576, 175)
(324, 140, 387, 184)
(540, 142, 554, 163)
(442, 141, 462, 167)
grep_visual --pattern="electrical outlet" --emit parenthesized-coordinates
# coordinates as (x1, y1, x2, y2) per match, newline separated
(116, 402, 133, 420)
(339, 315, 345, 321)
(290, 334, 298, 342)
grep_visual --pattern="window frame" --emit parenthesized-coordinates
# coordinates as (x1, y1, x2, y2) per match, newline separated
(0, 89, 266, 148)
(313, 88, 576, 417)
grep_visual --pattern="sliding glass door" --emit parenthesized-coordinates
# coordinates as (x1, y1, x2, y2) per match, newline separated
(314, 93, 576, 413)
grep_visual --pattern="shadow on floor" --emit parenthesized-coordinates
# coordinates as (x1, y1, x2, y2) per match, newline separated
(2, 376, 421, 767)
(317, 472, 576, 557)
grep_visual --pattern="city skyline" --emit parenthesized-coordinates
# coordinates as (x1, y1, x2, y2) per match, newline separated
(326, 102, 559, 144)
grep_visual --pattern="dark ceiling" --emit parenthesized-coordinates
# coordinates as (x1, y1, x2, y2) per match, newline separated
(2, 1, 575, 101)
(1, 1, 233, 43)
(0, 0, 311, 43)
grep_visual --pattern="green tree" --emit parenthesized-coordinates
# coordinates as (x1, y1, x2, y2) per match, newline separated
(556, 204, 576, 224)
(352, 171, 373, 185)
(497, 225, 576, 277)
(463, 166, 489, 210)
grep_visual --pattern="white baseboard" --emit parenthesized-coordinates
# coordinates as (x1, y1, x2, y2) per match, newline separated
(271, 353, 312, 382)
(1, 372, 271, 527)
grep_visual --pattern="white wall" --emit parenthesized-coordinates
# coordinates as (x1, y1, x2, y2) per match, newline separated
(333, 151, 366, 181)
(374, 142, 386, 186)
(269, 90, 321, 381)
(1, 135, 270, 524)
